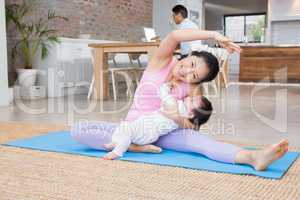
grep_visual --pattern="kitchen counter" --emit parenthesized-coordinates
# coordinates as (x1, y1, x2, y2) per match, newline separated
(239, 46, 300, 83)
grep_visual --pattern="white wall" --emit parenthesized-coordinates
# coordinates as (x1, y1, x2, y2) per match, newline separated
(153, 0, 176, 38)
(0, 0, 10, 106)
(153, 0, 204, 38)
(271, 21, 300, 44)
(266, 0, 300, 44)
(270, 0, 300, 20)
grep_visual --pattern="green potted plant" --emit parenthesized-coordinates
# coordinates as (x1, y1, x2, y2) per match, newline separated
(6, 1, 68, 87)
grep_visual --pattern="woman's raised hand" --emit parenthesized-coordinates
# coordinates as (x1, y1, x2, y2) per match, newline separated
(214, 33, 242, 54)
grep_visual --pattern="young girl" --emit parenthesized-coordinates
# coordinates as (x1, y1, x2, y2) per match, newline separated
(103, 83, 213, 160)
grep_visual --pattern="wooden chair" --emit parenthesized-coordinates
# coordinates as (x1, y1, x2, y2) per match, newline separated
(218, 49, 230, 89)
(209, 48, 230, 90)
(128, 53, 146, 84)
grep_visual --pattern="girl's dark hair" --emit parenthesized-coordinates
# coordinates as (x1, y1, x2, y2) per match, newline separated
(172, 5, 188, 18)
(179, 51, 220, 84)
(189, 96, 213, 129)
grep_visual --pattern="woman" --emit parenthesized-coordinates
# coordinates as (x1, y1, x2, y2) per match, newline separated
(71, 29, 288, 171)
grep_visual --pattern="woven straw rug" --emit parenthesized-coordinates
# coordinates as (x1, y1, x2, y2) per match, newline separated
(0, 121, 299, 200)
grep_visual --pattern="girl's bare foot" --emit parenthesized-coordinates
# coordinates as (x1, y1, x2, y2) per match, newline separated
(251, 139, 289, 171)
(102, 151, 119, 160)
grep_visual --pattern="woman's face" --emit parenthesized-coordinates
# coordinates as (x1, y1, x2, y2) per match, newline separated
(172, 55, 209, 83)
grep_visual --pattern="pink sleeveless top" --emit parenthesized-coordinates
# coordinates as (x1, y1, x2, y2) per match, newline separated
(125, 57, 189, 122)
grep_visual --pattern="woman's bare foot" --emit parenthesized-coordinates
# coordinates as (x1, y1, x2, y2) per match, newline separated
(128, 144, 162, 153)
(251, 139, 289, 171)
(104, 143, 162, 155)
(140, 144, 162, 153)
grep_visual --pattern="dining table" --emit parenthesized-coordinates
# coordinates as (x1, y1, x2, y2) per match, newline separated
(88, 41, 160, 101)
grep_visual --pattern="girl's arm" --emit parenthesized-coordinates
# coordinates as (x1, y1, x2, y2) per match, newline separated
(149, 29, 241, 71)
(159, 83, 179, 113)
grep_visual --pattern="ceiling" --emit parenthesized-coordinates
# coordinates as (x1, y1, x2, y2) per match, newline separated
(205, 0, 268, 15)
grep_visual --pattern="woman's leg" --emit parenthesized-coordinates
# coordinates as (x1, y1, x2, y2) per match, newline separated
(154, 129, 242, 164)
(70, 120, 117, 150)
(71, 121, 289, 170)
(70, 120, 162, 153)
(155, 129, 289, 170)
(234, 139, 289, 170)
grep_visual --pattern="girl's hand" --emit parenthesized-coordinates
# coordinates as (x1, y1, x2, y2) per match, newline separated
(214, 33, 242, 54)
(168, 81, 176, 89)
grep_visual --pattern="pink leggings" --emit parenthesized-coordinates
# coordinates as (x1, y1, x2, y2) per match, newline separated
(70, 120, 242, 163)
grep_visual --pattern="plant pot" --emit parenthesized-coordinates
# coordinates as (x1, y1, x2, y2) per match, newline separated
(17, 68, 38, 87)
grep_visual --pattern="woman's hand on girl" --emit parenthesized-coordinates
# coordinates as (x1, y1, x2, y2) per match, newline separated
(180, 118, 196, 129)
(172, 114, 195, 129)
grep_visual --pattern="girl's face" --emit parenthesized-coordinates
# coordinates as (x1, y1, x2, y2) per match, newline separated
(183, 95, 204, 117)
(172, 55, 209, 84)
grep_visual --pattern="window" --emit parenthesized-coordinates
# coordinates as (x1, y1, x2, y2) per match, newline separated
(224, 14, 266, 43)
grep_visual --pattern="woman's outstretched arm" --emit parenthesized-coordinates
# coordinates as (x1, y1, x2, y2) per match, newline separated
(153, 29, 241, 67)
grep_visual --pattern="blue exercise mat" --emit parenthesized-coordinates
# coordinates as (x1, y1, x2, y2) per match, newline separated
(3, 131, 299, 179)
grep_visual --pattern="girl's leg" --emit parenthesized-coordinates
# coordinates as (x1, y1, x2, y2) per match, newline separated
(154, 129, 242, 164)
